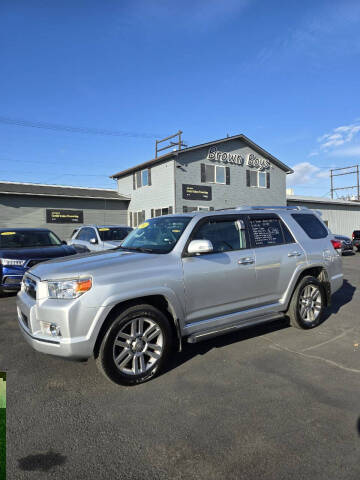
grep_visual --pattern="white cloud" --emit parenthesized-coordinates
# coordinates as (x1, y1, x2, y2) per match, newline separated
(328, 145, 360, 157)
(287, 162, 329, 186)
(318, 123, 360, 151)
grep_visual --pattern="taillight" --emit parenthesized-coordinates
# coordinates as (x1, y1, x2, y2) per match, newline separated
(331, 239, 342, 250)
(352, 232, 355, 239)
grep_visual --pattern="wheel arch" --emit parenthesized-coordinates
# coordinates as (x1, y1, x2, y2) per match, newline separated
(287, 265, 331, 308)
(93, 294, 182, 359)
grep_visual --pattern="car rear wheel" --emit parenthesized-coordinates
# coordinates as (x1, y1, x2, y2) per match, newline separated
(96, 304, 174, 385)
(287, 276, 326, 329)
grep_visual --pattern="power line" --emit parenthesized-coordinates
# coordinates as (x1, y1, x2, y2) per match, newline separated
(0, 115, 163, 139)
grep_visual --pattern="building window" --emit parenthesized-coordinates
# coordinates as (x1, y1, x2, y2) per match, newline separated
(216, 166, 225, 184)
(247, 170, 270, 189)
(142, 169, 149, 186)
(131, 210, 146, 227)
(151, 207, 173, 218)
(133, 168, 151, 189)
(183, 206, 214, 212)
(202, 164, 227, 184)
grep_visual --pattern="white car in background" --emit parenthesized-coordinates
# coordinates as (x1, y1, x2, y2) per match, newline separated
(68, 225, 133, 252)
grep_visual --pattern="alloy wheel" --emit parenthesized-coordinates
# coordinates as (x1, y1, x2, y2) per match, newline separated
(299, 284, 322, 323)
(112, 317, 164, 375)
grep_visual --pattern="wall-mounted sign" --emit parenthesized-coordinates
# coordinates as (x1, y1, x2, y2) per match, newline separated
(182, 184, 212, 201)
(46, 209, 84, 224)
(207, 146, 244, 165)
(246, 153, 270, 170)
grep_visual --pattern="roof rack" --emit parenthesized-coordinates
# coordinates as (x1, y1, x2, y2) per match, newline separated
(234, 205, 310, 211)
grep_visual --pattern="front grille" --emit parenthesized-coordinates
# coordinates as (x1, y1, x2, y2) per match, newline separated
(3, 276, 22, 285)
(23, 276, 37, 299)
(26, 259, 49, 268)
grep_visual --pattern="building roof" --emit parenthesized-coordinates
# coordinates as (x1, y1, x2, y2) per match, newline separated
(110, 133, 293, 179)
(0, 181, 130, 201)
(287, 194, 360, 207)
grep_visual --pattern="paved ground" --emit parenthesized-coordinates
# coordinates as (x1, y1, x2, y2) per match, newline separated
(1, 254, 360, 479)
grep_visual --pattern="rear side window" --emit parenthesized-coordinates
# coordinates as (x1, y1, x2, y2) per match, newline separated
(292, 214, 328, 239)
(249, 217, 294, 247)
(353, 230, 360, 239)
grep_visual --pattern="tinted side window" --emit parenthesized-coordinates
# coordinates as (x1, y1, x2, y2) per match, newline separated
(292, 214, 328, 239)
(76, 228, 87, 240)
(78, 228, 96, 242)
(249, 217, 294, 247)
(193, 218, 247, 253)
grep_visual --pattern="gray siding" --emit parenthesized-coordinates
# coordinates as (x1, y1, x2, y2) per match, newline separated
(116, 160, 175, 221)
(287, 199, 360, 237)
(174, 139, 287, 212)
(0, 195, 129, 240)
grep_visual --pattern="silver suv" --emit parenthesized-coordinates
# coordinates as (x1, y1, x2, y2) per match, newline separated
(68, 225, 133, 252)
(17, 206, 343, 386)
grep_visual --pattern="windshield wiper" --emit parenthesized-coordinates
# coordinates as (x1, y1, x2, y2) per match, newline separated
(117, 246, 155, 253)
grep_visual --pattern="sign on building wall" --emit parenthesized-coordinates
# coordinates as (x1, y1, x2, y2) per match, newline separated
(182, 184, 212, 201)
(46, 209, 84, 224)
(206, 146, 270, 170)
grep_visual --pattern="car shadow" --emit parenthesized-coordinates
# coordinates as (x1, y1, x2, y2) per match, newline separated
(323, 279, 356, 320)
(162, 278, 356, 377)
(161, 317, 290, 376)
(0, 291, 17, 299)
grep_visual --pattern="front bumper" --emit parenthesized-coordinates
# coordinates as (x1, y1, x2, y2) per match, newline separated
(17, 281, 112, 361)
(1, 266, 25, 291)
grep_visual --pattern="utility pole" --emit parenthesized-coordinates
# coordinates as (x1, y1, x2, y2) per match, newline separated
(330, 164, 360, 201)
(155, 130, 187, 159)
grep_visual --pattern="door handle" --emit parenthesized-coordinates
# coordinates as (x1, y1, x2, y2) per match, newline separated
(288, 251, 302, 257)
(238, 257, 255, 265)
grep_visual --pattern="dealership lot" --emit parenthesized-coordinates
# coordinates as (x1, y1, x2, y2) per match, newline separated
(1, 254, 359, 479)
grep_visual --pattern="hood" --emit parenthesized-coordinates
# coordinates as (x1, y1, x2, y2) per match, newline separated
(28, 249, 157, 280)
(0, 244, 77, 261)
(103, 240, 123, 248)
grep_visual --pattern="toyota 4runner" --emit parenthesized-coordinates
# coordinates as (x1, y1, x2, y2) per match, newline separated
(17, 206, 343, 386)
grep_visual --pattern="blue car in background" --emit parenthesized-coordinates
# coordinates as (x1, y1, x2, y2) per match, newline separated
(0, 228, 88, 295)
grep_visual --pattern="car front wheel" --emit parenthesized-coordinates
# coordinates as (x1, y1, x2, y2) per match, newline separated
(96, 304, 174, 385)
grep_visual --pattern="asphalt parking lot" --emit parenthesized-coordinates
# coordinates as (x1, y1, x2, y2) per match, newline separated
(1, 254, 360, 480)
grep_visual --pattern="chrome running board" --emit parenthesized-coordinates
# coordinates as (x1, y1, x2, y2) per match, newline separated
(186, 313, 285, 344)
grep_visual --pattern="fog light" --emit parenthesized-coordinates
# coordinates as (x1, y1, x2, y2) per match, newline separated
(40, 321, 61, 337)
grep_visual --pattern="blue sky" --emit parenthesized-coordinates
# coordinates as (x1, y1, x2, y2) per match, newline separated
(1, 0, 360, 197)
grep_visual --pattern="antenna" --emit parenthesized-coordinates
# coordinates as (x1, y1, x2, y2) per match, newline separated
(155, 130, 187, 158)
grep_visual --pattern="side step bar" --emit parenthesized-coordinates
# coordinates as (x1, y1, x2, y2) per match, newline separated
(186, 313, 286, 344)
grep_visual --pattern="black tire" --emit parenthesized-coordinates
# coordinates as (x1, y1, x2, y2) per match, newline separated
(287, 276, 326, 329)
(95, 303, 174, 386)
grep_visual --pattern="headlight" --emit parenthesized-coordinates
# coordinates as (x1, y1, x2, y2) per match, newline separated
(47, 278, 92, 299)
(0, 258, 26, 266)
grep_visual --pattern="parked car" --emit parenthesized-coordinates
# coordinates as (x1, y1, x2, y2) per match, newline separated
(332, 235, 354, 255)
(0, 228, 88, 294)
(17, 206, 343, 386)
(68, 225, 133, 252)
(352, 230, 360, 252)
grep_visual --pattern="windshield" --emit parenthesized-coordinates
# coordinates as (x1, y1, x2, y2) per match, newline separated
(0, 230, 62, 249)
(120, 216, 191, 253)
(97, 227, 133, 242)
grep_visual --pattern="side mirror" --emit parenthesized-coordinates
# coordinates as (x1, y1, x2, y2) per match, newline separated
(90, 238, 98, 245)
(187, 239, 213, 255)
